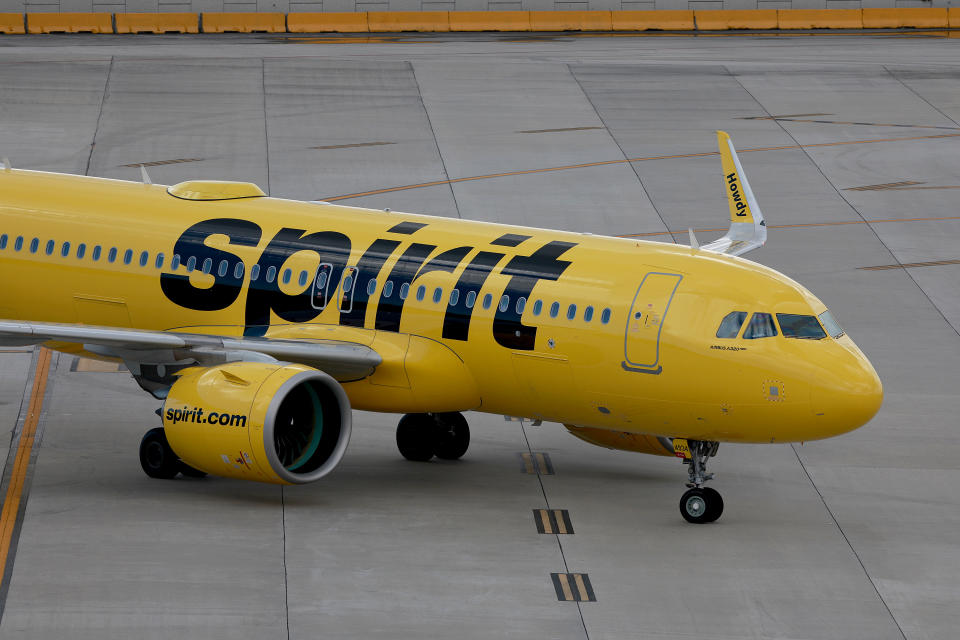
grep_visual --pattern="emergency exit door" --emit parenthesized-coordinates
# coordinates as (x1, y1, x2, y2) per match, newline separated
(622, 272, 683, 374)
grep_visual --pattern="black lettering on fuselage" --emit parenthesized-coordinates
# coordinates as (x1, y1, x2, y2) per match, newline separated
(339, 239, 401, 328)
(160, 218, 262, 311)
(244, 228, 351, 337)
(374, 243, 435, 332)
(442, 251, 505, 341)
(492, 240, 575, 350)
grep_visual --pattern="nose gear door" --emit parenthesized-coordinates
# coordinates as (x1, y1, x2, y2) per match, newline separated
(623, 272, 682, 374)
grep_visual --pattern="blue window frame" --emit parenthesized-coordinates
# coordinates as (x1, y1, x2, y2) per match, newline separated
(465, 290, 476, 308)
(45, 240, 54, 255)
(92, 246, 102, 261)
(201, 257, 212, 274)
(566, 304, 577, 320)
(482, 293, 493, 310)
(600, 308, 611, 324)
(108, 248, 119, 263)
(584, 306, 594, 322)
(250, 264, 260, 281)
(14, 236, 23, 251)
(383, 281, 394, 297)
(266, 266, 276, 283)
(366, 278, 377, 295)
(77, 243, 86, 259)
(549, 302, 560, 318)
(61, 242, 70, 257)
(233, 262, 244, 279)
(155, 253, 165, 269)
(399, 283, 409, 300)
(533, 300, 543, 316)
(433, 287, 442, 304)
(123, 249, 133, 265)
(449, 289, 460, 306)
(218, 260, 228, 277)
(416, 285, 426, 302)
(29, 238, 39, 253)
(170, 254, 180, 270)
(140, 251, 149, 267)
(282, 269, 291, 284)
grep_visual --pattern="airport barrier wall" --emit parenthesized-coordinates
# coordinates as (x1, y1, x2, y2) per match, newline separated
(0, 7, 957, 32)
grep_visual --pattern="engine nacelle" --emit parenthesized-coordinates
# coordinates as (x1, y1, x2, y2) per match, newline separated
(162, 362, 351, 484)
(564, 425, 675, 457)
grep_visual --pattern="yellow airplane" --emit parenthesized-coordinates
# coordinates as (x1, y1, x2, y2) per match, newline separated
(0, 132, 882, 523)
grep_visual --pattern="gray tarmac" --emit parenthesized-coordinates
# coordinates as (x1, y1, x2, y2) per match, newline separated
(0, 30, 959, 640)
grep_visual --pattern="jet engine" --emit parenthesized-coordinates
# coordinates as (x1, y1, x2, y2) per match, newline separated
(161, 362, 351, 484)
(564, 425, 675, 456)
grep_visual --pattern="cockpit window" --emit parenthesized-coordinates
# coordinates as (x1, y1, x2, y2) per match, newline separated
(716, 311, 747, 338)
(777, 314, 827, 340)
(818, 310, 844, 339)
(743, 312, 778, 339)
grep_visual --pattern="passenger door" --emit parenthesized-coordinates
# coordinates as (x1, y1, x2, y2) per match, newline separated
(622, 272, 683, 374)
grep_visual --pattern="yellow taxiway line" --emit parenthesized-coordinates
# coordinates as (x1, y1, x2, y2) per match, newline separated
(0, 347, 52, 580)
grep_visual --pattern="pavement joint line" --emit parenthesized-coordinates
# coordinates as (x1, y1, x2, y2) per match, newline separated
(84, 56, 113, 178)
(567, 63, 675, 242)
(0, 347, 53, 620)
(519, 423, 590, 638)
(790, 445, 907, 640)
(734, 68, 911, 637)
(409, 61, 462, 220)
(320, 131, 960, 202)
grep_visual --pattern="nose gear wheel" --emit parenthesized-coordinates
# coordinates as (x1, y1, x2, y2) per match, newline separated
(677, 440, 723, 523)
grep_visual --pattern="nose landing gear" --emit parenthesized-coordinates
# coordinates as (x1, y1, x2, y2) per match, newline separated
(678, 440, 723, 524)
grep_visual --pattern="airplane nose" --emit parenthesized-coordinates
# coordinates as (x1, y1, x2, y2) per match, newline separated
(811, 345, 883, 437)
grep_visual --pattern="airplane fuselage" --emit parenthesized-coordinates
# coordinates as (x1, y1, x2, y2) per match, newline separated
(0, 169, 882, 444)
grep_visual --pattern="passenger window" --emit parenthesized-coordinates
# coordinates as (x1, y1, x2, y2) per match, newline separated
(14, 236, 23, 251)
(465, 290, 476, 308)
(498, 295, 509, 312)
(482, 293, 493, 310)
(217, 259, 228, 277)
(234, 262, 243, 279)
(140, 251, 150, 268)
(29, 238, 38, 253)
(61, 242, 70, 257)
(201, 257, 212, 274)
(77, 244, 86, 259)
(91, 246, 101, 261)
(45, 240, 54, 255)
(818, 310, 844, 339)
(566, 304, 577, 320)
(109, 248, 119, 264)
(282, 269, 291, 284)
(366, 279, 377, 296)
(601, 308, 611, 324)
(250, 264, 260, 281)
(777, 314, 827, 340)
(584, 306, 594, 322)
(433, 287, 443, 304)
(715, 311, 747, 339)
(533, 300, 543, 316)
(170, 254, 180, 270)
(0, 234, 6, 250)
(124, 249, 133, 265)
(743, 313, 778, 339)
(449, 289, 460, 306)
(549, 302, 560, 318)
(399, 283, 409, 300)
(516, 297, 526, 314)
(156, 253, 165, 269)
(383, 281, 394, 298)
(416, 285, 426, 301)
(265, 266, 276, 283)
(298, 270, 308, 287)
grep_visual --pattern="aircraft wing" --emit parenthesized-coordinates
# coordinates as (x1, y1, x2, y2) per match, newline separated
(0, 320, 381, 395)
(700, 131, 767, 257)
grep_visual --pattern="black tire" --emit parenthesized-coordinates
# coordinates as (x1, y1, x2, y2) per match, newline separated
(702, 487, 724, 523)
(397, 414, 434, 462)
(139, 427, 180, 479)
(679, 488, 718, 524)
(432, 412, 470, 460)
(178, 461, 208, 478)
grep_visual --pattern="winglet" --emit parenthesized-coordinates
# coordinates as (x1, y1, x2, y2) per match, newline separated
(139, 164, 152, 185)
(688, 228, 699, 249)
(700, 131, 767, 257)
